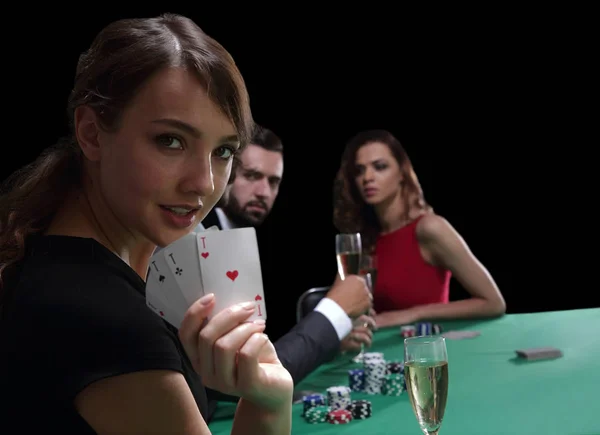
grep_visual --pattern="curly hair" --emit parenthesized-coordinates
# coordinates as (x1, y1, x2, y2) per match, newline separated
(0, 13, 254, 310)
(333, 129, 432, 254)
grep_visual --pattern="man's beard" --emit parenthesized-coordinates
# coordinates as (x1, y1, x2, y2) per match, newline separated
(223, 195, 269, 228)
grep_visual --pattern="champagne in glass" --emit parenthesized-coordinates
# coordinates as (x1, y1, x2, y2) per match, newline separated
(359, 253, 378, 290)
(404, 336, 449, 435)
(335, 233, 362, 280)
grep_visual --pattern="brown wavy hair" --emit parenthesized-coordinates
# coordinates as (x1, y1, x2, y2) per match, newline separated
(0, 13, 253, 309)
(333, 129, 432, 254)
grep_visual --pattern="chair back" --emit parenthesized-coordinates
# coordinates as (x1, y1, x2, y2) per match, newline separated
(296, 286, 330, 323)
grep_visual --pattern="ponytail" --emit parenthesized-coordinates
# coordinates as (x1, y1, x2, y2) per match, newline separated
(0, 138, 81, 306)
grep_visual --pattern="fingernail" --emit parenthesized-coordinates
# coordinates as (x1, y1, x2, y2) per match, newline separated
(198, 293, 214, 305)
(254, 319, 266, 325)
(239, 301, 255, 310)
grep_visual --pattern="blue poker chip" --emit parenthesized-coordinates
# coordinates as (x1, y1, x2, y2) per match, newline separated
(416, 322, 432, 336)
(302, 393, 326, 415)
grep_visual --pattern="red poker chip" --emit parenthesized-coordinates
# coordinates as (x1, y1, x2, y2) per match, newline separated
(327, 409, 353, 424)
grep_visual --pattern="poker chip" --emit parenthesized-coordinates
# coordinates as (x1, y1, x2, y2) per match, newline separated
(326, 385, 352, 410)
(386, 360, 404, 375)
(304, 405, 330, 423)
(362, 351, 385, 361)
(363, 358, 387, 394)
(302, 393, 326, 416)
(348, 368, 365, 392)
(304, 352, 409, 424)
(400, 325, 416, 337)
(381, 373, 404, 396)
(402, 323, 443, 337)
(327, 409, 353, 424)
(416, 322, 434, 336)
(347, 399, 372, 419)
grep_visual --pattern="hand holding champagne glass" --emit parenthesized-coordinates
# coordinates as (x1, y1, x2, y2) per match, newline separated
(336, 233, 368, 361)
(404, 336, 449, 435)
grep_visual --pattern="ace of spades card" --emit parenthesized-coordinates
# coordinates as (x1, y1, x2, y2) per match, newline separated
(196, 227, 266, 322)
(146, 253, 186, 328)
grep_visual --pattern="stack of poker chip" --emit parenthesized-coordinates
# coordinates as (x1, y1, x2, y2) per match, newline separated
(401, 323, 443, 337)
(363, 351, 385, 361)
(386, 360, 404, 375)
(363, 355, 387, 394)
(326, 409, 353, 424)
(348, 368, 365, 391)
(400, 325, 416, 337)
(326, 386, 352, 410)
(302, 393, 326, 416)
(381, 373, 404, 395)
(416, 322, 443, 336)
(347, 399, 372, 419)
(386, 360, 406, 390)
(304, 405, 330, 423)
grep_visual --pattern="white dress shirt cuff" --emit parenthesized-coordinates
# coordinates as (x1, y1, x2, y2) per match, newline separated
(314, 297, 353, 341)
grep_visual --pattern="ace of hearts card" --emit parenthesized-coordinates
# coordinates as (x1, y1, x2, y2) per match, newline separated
(196, 227, 266, 322)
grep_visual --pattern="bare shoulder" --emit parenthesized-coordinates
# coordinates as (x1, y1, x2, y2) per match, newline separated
(75, 369, 210, 435)
(415, 213, 458, 244)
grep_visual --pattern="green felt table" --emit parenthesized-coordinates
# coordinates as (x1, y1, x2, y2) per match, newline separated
(208, 308, 600, 434)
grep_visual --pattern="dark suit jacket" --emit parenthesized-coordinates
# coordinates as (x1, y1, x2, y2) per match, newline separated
(200, 208, 221, 231)
(202, 209, 341, 419)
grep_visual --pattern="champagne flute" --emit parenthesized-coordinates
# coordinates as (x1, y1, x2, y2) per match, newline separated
(404, 336, 449, 435)
(335, 233, 362, 279)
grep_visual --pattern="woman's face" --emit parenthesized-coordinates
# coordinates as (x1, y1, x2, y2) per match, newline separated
(92, 67, 240, 247)
(354, 142, 403, 206)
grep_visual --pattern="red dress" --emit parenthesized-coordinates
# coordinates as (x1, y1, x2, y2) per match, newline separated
(373, 216, 451, 312)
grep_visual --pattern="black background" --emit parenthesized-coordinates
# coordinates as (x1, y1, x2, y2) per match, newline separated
(1, 6, 595, 340)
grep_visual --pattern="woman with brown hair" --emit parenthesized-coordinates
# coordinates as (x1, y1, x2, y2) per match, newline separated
(333, 129, 506, 328)
(0, 14, 292, 434)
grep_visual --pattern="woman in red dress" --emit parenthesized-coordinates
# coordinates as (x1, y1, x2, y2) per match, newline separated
(333, 130, 506, 328)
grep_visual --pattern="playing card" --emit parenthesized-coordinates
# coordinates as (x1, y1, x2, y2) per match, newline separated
(161, 233, 204, 308)
(146, 261, 184, 328)
(196, 227, 266, 322)
(147, 251, 189, 325)
(442, 330, 481, 340)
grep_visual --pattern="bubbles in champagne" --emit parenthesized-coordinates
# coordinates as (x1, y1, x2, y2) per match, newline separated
(336, 251, 360, 279)
(404, 360, 449, 434)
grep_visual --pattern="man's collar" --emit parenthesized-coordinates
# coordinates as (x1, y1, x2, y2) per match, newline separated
(215, 207, 237, 230)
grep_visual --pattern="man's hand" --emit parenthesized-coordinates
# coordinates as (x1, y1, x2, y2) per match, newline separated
(340, 314, 376, 353)
(326, 275, 372, 319)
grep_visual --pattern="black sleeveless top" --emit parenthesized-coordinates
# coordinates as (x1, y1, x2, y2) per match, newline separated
(0, 236, 208, 433)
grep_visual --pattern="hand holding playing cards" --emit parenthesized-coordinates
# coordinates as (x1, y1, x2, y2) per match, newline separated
(179, 293, 293, 413)
(326, 274, 372, 319)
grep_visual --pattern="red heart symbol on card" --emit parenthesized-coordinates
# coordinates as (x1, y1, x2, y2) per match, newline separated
(201, 252, 209, 259)
(226, 270, 239, 281)
(255, 294, 262, 301)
